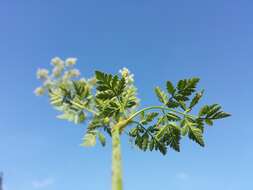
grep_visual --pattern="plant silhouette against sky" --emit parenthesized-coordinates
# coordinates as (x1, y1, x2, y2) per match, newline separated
(35, 57, 230, 190)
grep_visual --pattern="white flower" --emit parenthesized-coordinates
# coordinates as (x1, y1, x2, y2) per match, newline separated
(80, 77, 87, 82)
(62, 69, 80, 81)
(43, 79, 53, 87)
(51, 57, 64, 67)
(87, 77, 97, 86)
(65, 57, 77, 66)
(119, 67, 134, 84)
(52, 66, 63, 77)
(69, 69, 80, 78)
(36, 68, 49, 80)
(34, 87, 45, 96)
(119, 67, 130, 78)
(127, 73, 134, 83)
(62, 71, 70, 81)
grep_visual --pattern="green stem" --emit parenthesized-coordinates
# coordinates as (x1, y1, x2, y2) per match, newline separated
(127, 106, 195, 122)
(112, 127, 123, 190)
(69, 100, 98, 115)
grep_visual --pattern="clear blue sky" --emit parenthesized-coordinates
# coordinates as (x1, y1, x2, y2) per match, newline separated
(0, 0, 252, 190)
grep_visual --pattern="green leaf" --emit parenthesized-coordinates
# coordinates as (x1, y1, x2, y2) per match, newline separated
(57, 111, 85, 124)
(158, 144, 167, 155)
(102, 101, 120, 117)
(166, 124, 181, 152)
(181, 125, 188, 136)
(177, 79, 187, 90)
(174, 94, 189, 101)
(198, 104, 231, 120)
(81, 131, 96, 147)
(70, 97, 86, 110)
(73, 81, 90, 99)
(190, 90, 204, 109)
(141, 112, 159, 125)
(166, 112, 180, 121)
(207, 104, 221, 117)
(140, 111, 145, 120)
(129, 127, 138, 137)
(166, 81, 175, 95)
(49, 90, 63, 106)
(96, 91, 115, 100)
(196, 119, 205, 132)
(212, 111, 231, 119)
(141, 133, 149, 151)
(155, 125, 167, 139)
(198, 105, 209, 116)
(95, 70, 126, 100)
(205, 118, 213, 126)
(177, 77, 200, 98)
(57, 112, 72, 120)
(155, 87, 168, 104)
(166, 100, 180, 108)
(179, 101, 187, 111)
(188, 126, 205, 147)
(135, 135, 143, 149)
(115, 77, 126, 95)
(149, 139, 155, 151)
(95, 71, 105, 81)
(98, 132, 106, 146)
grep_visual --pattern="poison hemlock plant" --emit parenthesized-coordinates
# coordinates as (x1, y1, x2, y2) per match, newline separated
(34, 57, 230, 190)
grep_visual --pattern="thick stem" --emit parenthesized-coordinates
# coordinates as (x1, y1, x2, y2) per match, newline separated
(112, 127, 123, 190)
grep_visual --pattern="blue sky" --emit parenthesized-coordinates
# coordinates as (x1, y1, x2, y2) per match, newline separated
(0, 0, 252, 189)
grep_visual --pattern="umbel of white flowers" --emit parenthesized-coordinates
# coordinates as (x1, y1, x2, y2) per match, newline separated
(34, 57, 135, 97)
(34, 57, 82, 96)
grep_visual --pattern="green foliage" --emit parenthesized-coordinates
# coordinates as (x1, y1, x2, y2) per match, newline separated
(95, 71, 126, 100)
(140, 112, 159, 125)
(187, 123, 205, 147)
(161, 78, 203, 110)
(98, 132, 106, 146)
(155, 87, 168, 104)
(81, 130, 106, 147)
(166, 81, 175, 95)
(81, 131, 97, 147)
(95, 70, 138, 120)
(35, 58, 230, 154)
(48, 81, 92, 124)
(128, 76, 230, 154)
(159, 123, 181, 152)
(35, 58, 231, 190)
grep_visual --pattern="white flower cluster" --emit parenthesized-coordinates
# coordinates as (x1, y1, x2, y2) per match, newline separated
(51, 57, 64, 78)
(62, 69, 80, 81)
(51, 57, 64, 67)
(65, 58, 77, 66)
(119, 67, 140, 111)
(34, 57, 80, 96)
(34, 86, 45, 96)
(119, 67, 134, 84)
(36, 68, 49, 80)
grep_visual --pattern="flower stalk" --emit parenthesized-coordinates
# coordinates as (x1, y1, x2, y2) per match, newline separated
(112, 126, 123, 190)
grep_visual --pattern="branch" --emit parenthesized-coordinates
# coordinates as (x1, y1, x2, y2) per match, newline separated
(127, 106, 196, 123)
